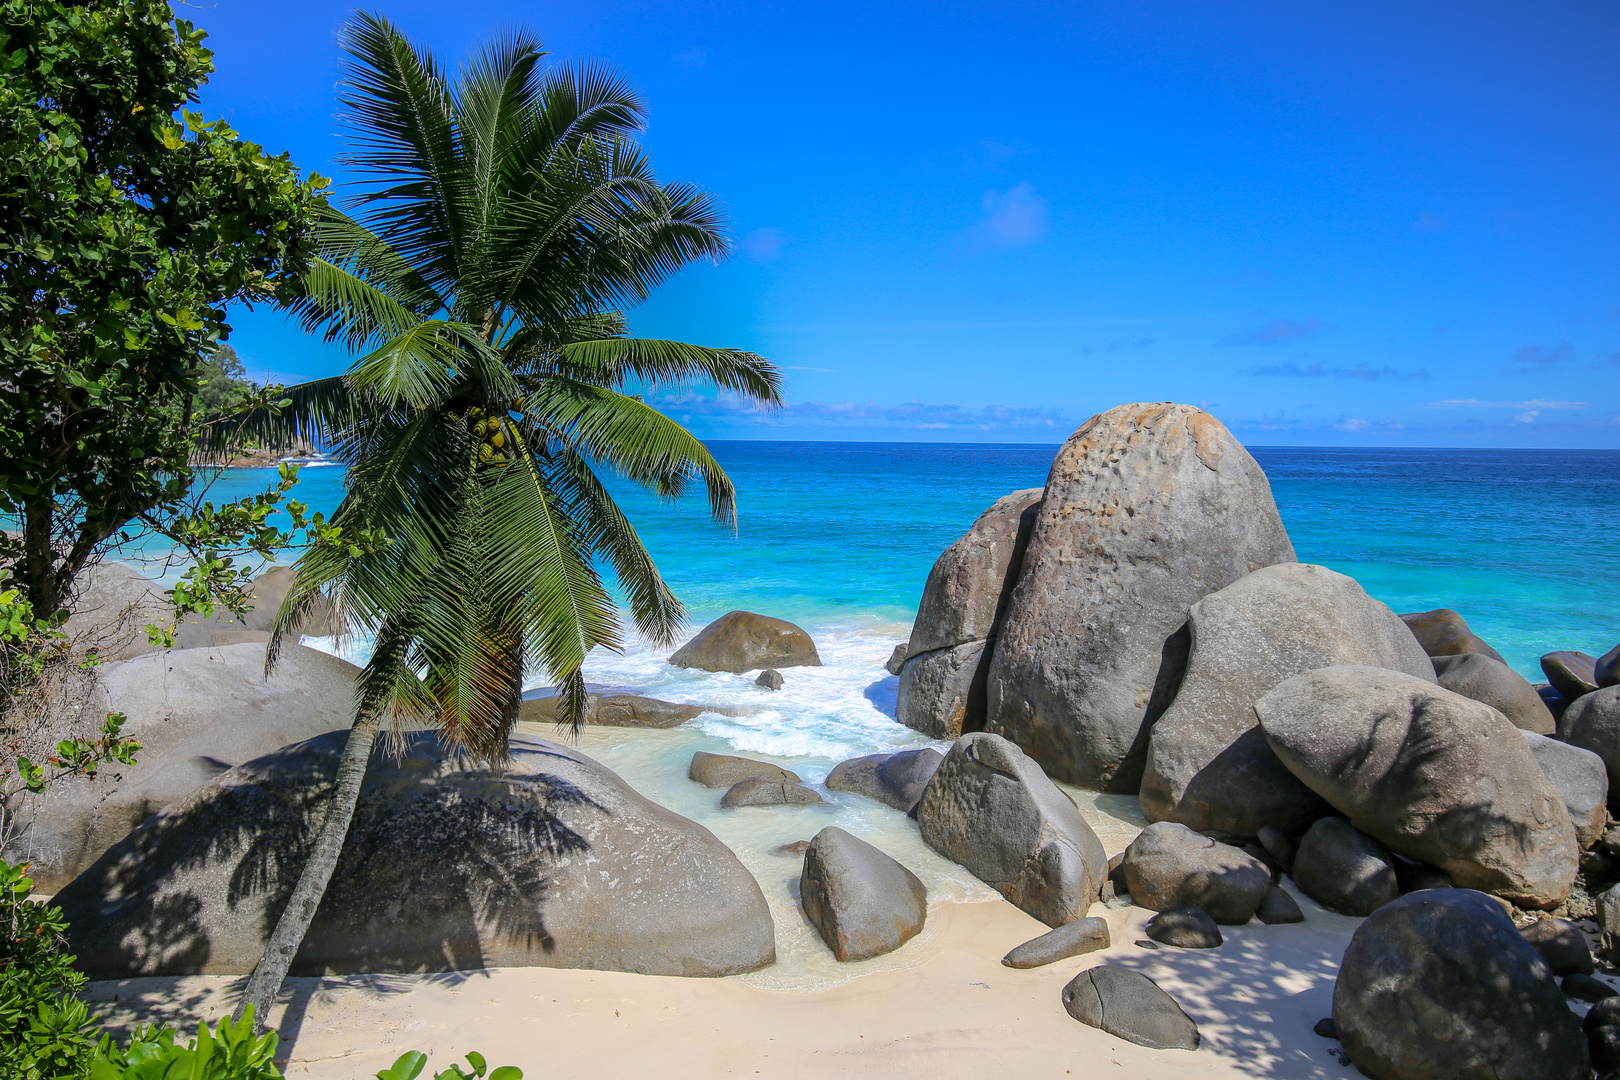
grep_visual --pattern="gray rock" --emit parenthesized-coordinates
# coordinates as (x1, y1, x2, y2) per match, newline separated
(916, 732, 1107, 927)
(55, 731, 776, 978)
(1141, 562, 1428, 839)
(60, 562, 174, 661)
(1520, 917, 1595, 976)
(1333, 890, 1588, 1080)
(1591, 1026, 1620, 1078)
(1062, 967, 1201, 1050)
(689, 751, 799, 789)
(1145, 905, 1222, 948)
(884, 644, 908, 676)
(1599, 643, 1620, 690)
(1560, 687, 1620, 811)
(1584, 996, 1620, 1034)
(1399, 608, 1507, 664)
(1119, 821, 1271, 924)
(907, 488, 1042, 657)
(1540, 683, 1573, 724)
(895, 639, 989, 740)
(1564, 973, 1618, 1003)
(799, 827, 926, 962)
(8, 643, 359, 893)
(1545, 651, 1601, 702)
(521, 693, 728, 729)
(1257, 665, 1579, 909)
(1523, 730, 1609, 849)
(719, 778, 825, 808)
(1291, 817, 1400, 917)
(174, 565, 335, 648)
(825, 749, 943, 814)
(1001, 917, 1110, 968)
(1434, 652, 1557, 735)
(1256, 825, 1299, 869)
(1257, 885, 1304, 924)
(773, 840, 811, 857)
(984, 403, 1296, 792)
(755, 669, 783, 691)
(669, 611, 821, 673)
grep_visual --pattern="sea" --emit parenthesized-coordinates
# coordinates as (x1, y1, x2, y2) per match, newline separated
(109, 441, 1620, 987)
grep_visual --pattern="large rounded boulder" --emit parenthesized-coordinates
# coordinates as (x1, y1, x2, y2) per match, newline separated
(799, 827, 926, 962)
(8, 643, 360, 893)
(985, 403, 1296, 791)
(60, 562, 174, 661)
(1333, 889, 1587, 1080)
(1433, 652, 1556, 735)
(1118, 821, 1271, 924)
(1560, 686, 1620, 810)
(917, 732, 1107, 927)
(173, 565, 336, 648)
(669, 611, 821, 673)
(1398, 608, 1506, 665)
(55, 731, 776, 979)
(896, 488, 1041, 739)
(1521, 730, 1608, 850)
(1140, 562, 1432, 839)
(1256, 665, 1578, 909)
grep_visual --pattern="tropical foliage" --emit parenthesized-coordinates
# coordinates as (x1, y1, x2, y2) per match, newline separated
(0, 0, 325, 620)
(214, 12, 782, 752)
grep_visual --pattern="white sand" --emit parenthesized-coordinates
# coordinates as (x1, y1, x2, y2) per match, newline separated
(85, 884, 1364, 1079)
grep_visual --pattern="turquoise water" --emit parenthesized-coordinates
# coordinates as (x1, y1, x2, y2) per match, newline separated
(151, 442, 1620, 681)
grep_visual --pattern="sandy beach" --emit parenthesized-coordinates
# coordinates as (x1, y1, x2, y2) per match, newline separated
(84, 890, 1362, 1079)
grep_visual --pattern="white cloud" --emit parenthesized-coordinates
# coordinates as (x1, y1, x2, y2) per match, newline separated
(1424, 398, 1588, 409)
(1514, 409, 1540, 424)
(978, 182, 1048, 246)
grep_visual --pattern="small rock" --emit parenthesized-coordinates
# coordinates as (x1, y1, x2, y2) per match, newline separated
(1134, 939, 1160, 949)
(1600, 643, 1620, 690)
(1434, 652, 1557, 734)
(1540, 683, 1573, 725)
(1121, 821, 1271, 924)
(1590, 1027, 1620, 1079)
(1061, 967, 1201, 1050)
(755, 669, 783, 690)
(800, 827, 926, 962)
(1399, 608, 1507, 663)
(1565, 973, 1619, 1003)
(1145, 905, 1223, 949)
(689, 751, 799, 789)
(1586, 998, 1620, 1034)
(719, 778, 826, 809)
(885, 644, 908, 677)
(1292, 817, 1401, 917)
(1256, 825, 1298, 869)
(1001, 917, 1110, 968)
(825, 748, 943, 814)
(1257, 885, 1305, 924)
(1522, 918, 1596, 976)
(1313, 1017, 1337, 1038)
(1544, 651, 1601, 702)
(773, 840, 811, 857)
(1598, 884, 1620, 938)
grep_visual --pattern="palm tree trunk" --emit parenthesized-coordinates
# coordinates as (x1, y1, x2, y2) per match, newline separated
(234, 717, 379, 1030)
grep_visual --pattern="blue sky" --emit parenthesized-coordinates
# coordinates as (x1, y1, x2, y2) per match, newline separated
(198, 1, 1620, 446)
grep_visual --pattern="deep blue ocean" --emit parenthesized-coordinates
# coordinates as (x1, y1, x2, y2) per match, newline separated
(151, 442, 1620, 682)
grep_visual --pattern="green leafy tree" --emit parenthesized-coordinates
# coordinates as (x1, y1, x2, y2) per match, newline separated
(0, 0, 326, 620)
(214, 13, 781, 1025)
(196, 344, 255, 419)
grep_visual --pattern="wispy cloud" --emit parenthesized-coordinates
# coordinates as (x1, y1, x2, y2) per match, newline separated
(782, 365, 833, 373)
(1424, 398, 1588, 409)
(1224, 317, 1327, 346)
(1511, 342, 1573, 372)
(1334, 417, 1406, 432)
(648, 391, 1070, 433)
(1241, 361, 1429, 381)
(976, 182, 1048, 247)
(741, 227, 783, 263)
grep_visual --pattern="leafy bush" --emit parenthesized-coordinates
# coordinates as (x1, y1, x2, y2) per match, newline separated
(0, 859, 97, 1080)
(88, 1009, 279, 1080)
(377, 1051, 522, 1080)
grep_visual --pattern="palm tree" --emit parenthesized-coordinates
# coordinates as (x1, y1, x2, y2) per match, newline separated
(209, 13, 781, 1026)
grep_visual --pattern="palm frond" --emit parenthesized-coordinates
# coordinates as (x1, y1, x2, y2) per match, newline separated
(553, 337, 783, 404)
